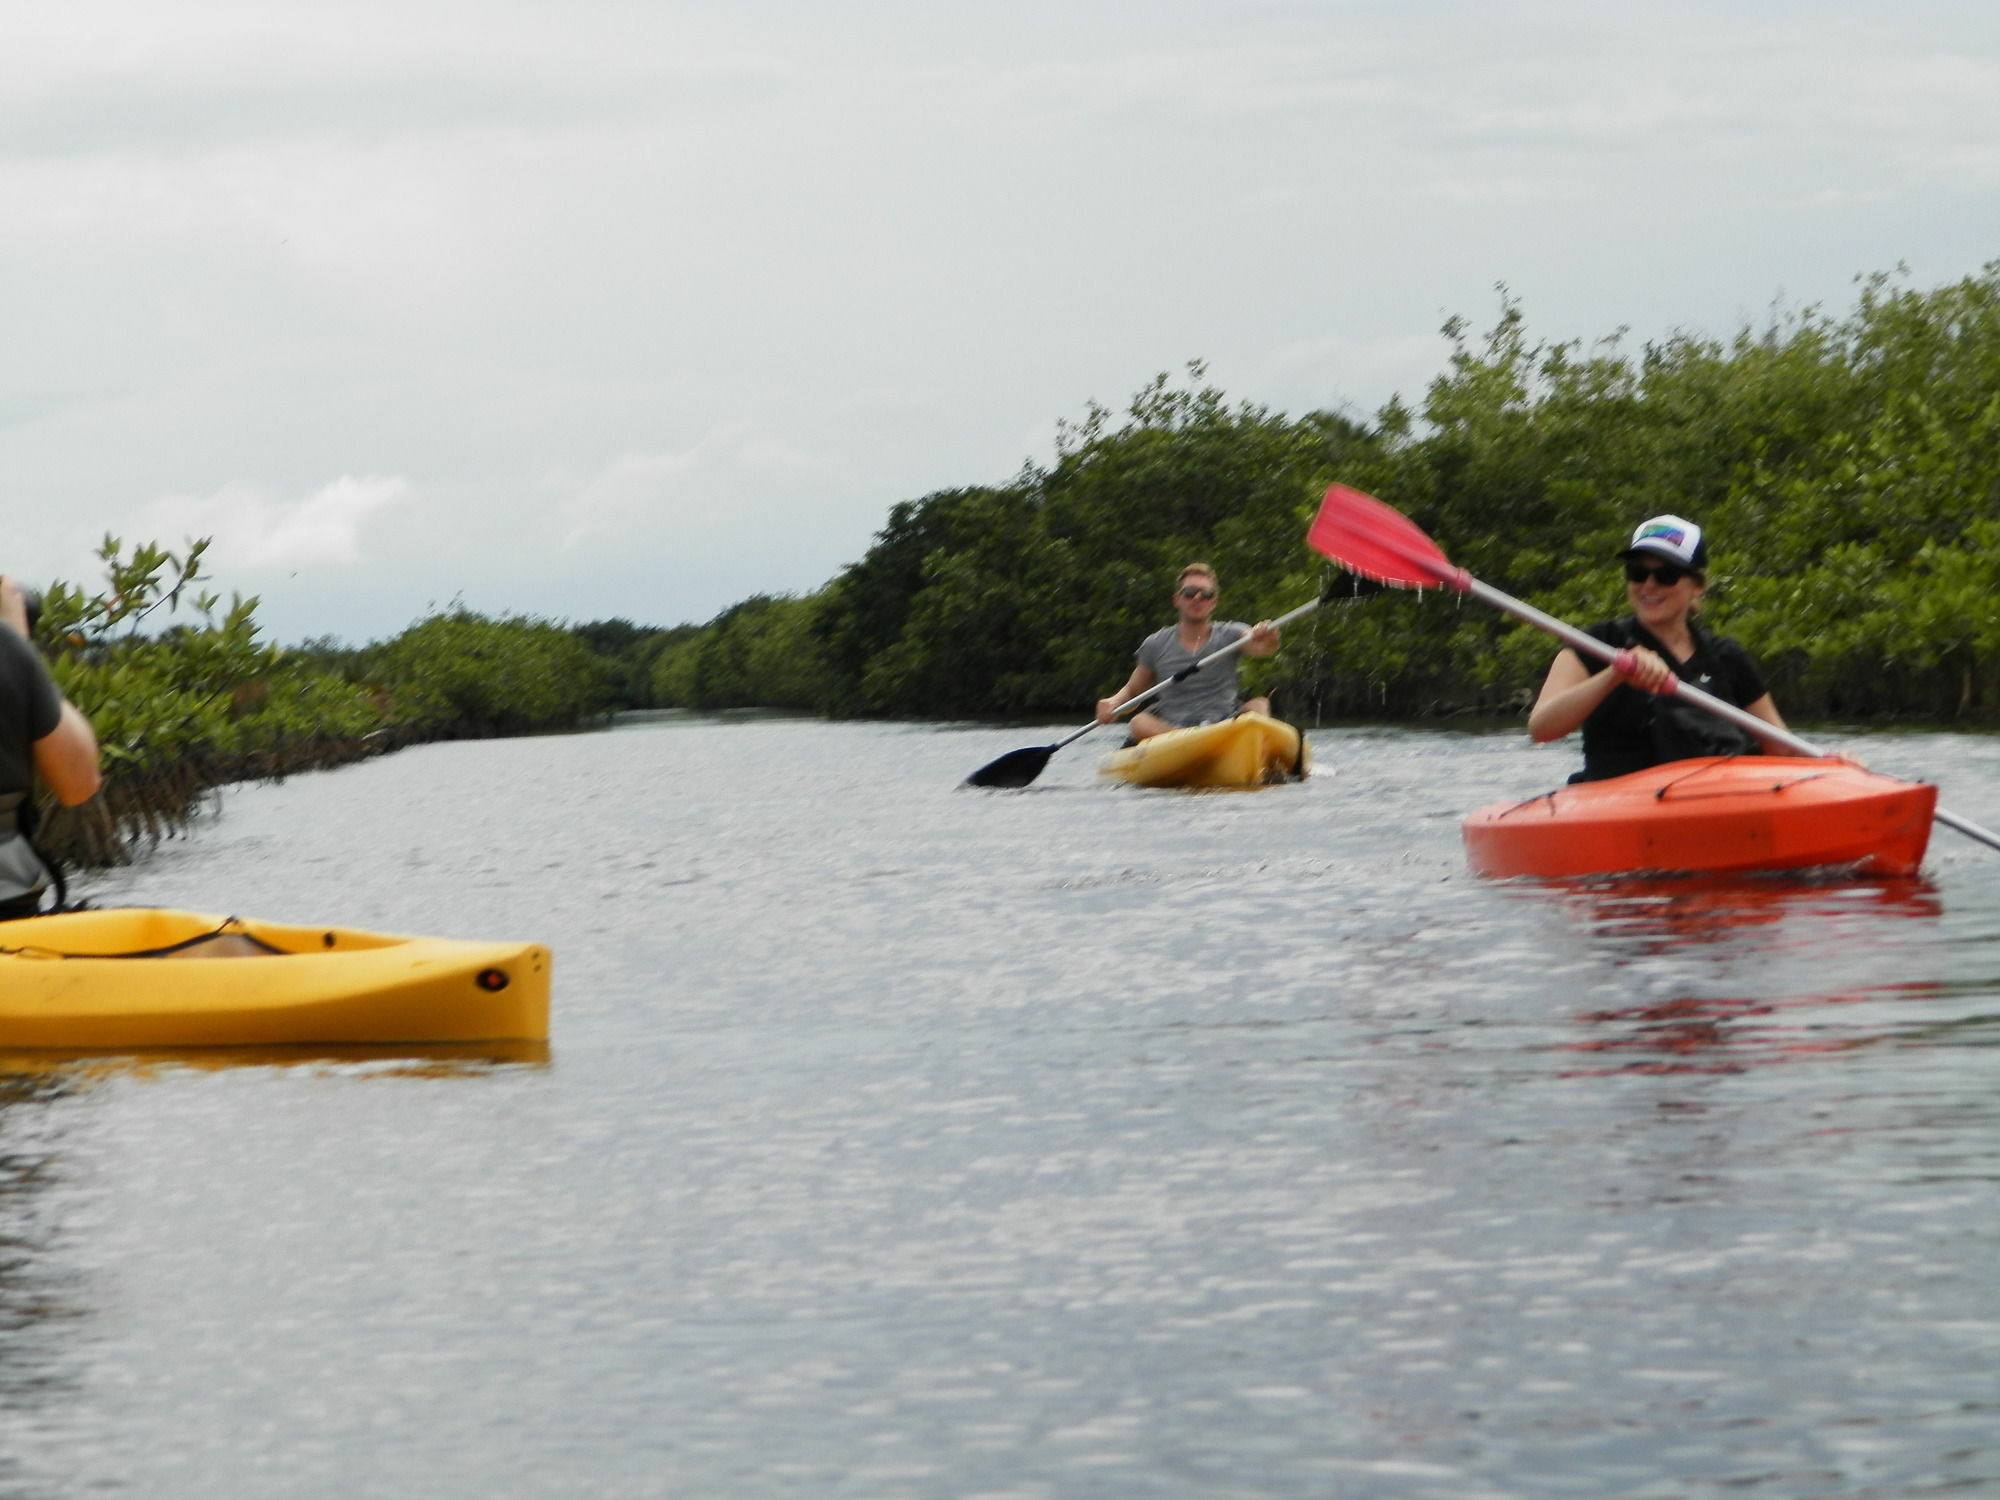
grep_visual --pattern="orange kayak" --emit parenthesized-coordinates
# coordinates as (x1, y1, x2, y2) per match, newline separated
(1462, 756, 1937, 879)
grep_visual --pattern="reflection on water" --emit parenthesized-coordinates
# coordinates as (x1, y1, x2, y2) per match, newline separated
(0, 1041, 551, 1083)
(0, 1070, 87, 1443)
(0, 718, 1992, 1498)
(0, 1039, 548, 1497)
(1566, 983, 1962, 1075)
(1523, 871, 1993, 1074)
(1540, 870, 1946, 948)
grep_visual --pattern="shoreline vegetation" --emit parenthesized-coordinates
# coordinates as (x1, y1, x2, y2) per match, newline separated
(33, 263, 2000, 869)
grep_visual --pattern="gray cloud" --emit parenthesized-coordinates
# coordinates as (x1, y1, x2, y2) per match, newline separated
(5, 1, 1998, 642)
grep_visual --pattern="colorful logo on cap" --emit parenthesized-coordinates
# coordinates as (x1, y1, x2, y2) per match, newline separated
(1636, 521, 1688, 548)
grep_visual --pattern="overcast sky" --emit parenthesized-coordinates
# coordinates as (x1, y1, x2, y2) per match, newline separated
(5, 0, 1996, 644)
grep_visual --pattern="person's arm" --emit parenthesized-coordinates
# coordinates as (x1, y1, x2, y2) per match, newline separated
(0, 577, 28, 638)
(36, 702, 100, 805)
(1527, 645, 1673, 742)
(1241, 620, 1280, 658)
(1095, 663, 1157, 724)
(4, 575, 102, 805)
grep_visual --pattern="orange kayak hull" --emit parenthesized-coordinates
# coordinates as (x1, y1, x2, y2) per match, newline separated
(1462, 757, 1938, 879)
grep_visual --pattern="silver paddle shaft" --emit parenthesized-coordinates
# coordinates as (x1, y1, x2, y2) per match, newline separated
(1051, 593, 1328, 753)
(1463, 576, 2000, 855)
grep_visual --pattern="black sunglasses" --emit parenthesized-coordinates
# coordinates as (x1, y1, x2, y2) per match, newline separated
(1177, 586, 1217, 600)
(1624, 559, 1692, 586)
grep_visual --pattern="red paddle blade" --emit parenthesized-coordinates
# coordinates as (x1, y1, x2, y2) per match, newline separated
(1307, 485, 1469, 591)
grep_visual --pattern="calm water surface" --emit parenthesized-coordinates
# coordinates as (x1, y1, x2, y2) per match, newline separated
(3, 714, 1998, 1498)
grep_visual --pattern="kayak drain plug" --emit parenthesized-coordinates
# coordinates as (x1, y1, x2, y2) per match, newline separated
(476, 968, 510, 992)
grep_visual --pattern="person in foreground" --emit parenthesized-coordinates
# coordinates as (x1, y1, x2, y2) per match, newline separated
(1094, 563, 1281, 743)
(1, 576, 102, 919)
(1526, 516, 1788, 782)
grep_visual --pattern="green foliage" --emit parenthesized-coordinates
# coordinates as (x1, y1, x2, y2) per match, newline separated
(649, 595, 835, 710)
(569, 618, 689, 709)
(30, 261, 2000, 874)
(31, 539, 388, 866)
(790, 362, 1376, 719)
(361, 609, 613, 737)
(809, 486, 1036, 713)
(647, 262, 2000, 727)
(27, 547, 625, 869)
(1268, 263, 2000, 720)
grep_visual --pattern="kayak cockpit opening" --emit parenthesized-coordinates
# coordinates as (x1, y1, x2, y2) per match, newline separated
(139, 929, 289, 959)
(0, 916, 288, 961)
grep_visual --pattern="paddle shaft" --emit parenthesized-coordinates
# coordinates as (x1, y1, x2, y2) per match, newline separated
(1081, 592, 1328, 740)
(1308, 482, 2000, 855)
(1459, 577, 2000, 855)
(962, 589, 1332, 786)
(1465, 578, 1803, 745)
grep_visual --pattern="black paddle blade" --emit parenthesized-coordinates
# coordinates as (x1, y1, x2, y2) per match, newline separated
(963, 745, 1056, 789)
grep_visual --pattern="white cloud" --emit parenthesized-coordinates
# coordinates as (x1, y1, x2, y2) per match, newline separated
(4, 3, 1999, 644)
(137, 475, 408, 571)
(1419, 176, 1589, 206)
(557, 426, 841, 553)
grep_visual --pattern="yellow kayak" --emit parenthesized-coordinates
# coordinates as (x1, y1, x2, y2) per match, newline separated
(0, 909, 549, 1050)
(1098, 713, 1309, 789)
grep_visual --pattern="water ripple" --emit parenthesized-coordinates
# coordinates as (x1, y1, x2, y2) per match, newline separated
(0, 717, 1990, 1496)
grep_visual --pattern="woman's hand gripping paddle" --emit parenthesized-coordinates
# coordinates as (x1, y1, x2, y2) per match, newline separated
(962, 590, 1330, 789)
(1305, 484, 2000, 856)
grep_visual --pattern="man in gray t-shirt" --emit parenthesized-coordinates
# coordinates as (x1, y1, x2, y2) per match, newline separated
(1093, 563, 1280, 742)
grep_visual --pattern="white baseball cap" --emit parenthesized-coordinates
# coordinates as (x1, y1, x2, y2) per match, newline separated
(1621, 515, 1707, 571)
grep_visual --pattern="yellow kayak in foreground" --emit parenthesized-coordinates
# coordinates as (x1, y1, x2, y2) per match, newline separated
(1098, 713, 1309, 789)
(0, 909, 549, 1050)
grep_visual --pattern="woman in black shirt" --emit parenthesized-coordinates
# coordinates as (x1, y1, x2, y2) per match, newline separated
(1527, 516, 1788, 782)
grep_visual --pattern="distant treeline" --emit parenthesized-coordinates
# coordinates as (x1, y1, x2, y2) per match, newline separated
(30, 262, 2000, 868)
(31, 544, 677, 869)
(645, 262, 2000, 727)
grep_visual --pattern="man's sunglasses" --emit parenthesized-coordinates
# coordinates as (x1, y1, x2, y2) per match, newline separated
(1177, 586, 1218, 600)
(1624, 560, 1692, 586)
